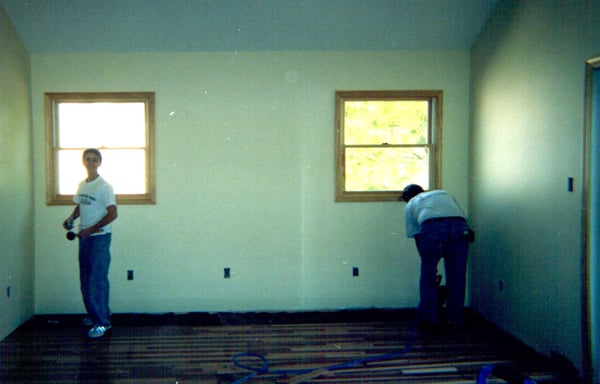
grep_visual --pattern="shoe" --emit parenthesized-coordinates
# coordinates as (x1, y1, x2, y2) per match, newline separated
(88, 324, 111, 338)
(81, 317, 94, 326)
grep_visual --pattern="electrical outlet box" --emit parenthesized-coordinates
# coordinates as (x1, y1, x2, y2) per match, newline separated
(6, 286, 10, 298)
(224, 268, 231, 279)
(127, 270, 134, 281)
(353, 267, 359, 277)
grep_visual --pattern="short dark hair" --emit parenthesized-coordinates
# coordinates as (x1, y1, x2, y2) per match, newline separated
(402, 184, 424, 202)
(83, 148, 102, 162)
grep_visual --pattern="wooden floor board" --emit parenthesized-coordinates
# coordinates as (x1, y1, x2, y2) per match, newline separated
(1, 310, 565, 383)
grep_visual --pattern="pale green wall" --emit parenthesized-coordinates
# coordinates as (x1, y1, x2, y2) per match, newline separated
(0, 6, 34, 340)
(469, 0, 600, 374)
(30, 50, 470, 314)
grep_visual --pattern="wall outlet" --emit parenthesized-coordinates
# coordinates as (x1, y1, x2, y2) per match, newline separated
(6, 286, 10, 298)
(224, 267, 231, 279)
(353, 267, 359, 277)
(127, 270, 134, 281)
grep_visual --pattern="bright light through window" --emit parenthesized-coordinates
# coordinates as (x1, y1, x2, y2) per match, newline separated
(57, 149, 147, 195)
(45, 92, 155, 205)
(58, 103, 146, 148)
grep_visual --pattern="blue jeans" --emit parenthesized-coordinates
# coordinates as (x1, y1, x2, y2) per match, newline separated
(79, 234, 112, 326)
(415, 218, 469, 326)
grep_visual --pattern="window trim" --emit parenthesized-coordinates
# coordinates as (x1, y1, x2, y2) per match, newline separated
(45, 92, 156, 205)
(335, 90, 443, 202)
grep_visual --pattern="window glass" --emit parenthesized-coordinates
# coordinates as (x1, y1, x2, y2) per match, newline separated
(45, 92, 155, 205)
(335, 91, 442, 202)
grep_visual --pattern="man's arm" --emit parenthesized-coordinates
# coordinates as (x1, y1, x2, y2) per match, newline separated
(78, 205, 118, 238)
(63, 205, 80, 229)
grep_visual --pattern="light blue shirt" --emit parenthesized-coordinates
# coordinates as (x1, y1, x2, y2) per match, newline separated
(404, 190, 465, 238)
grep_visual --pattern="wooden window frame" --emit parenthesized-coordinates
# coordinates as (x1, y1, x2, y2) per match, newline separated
(335, 90, 443, 202)
(45, 92, 156, 205)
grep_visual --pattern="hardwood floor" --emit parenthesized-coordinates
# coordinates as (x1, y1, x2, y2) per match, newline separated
(0, 309, 568, 383)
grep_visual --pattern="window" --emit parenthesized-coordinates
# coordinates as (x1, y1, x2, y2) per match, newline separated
(335, 90, 442, 202)
(45, 92, 156, 205)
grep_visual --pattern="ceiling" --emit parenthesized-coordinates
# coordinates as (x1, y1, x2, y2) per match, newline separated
(1, 0, 498, 53)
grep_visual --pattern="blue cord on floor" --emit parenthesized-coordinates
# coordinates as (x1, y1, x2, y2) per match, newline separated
(476, 364, 537, 384)
(231, 327, 539, 384)
(229, 312, 419, 384)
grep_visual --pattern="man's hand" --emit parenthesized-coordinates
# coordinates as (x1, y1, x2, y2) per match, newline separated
(62, 218, 74, 230)
(78, 226, 101, 239)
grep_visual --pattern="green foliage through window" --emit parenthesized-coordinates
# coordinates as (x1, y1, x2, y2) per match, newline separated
(335, 91, 442, 202)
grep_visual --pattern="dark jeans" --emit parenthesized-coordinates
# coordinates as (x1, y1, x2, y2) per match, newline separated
(79, 234, 112, 326)
(415, 218, 469, 326)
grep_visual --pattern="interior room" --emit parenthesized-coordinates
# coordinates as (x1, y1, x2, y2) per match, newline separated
(1, 0, 599, 383)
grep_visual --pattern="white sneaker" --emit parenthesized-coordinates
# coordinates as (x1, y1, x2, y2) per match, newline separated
(88, 324, 111, 338)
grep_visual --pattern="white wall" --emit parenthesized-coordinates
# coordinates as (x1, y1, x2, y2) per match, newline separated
(30, 50, 471, 314)
(469, 0, 600, 375)
(0, 6, 34, 340)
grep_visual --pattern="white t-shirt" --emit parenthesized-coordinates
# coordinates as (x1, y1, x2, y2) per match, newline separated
(404, 190, 465, 238)
(73, 176, 116, 235)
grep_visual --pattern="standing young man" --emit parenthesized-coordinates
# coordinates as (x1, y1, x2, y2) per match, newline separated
(63, 148, 118, 338)
(401, 184, 469, 329)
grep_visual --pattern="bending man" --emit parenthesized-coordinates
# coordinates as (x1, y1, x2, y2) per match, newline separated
(401, 184, 469, 328)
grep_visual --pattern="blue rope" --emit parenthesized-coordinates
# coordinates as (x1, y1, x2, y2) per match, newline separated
(476, 363, 538, 384)
(230, 352, 316, 384)
(230, 316, 540, 384)
(229, 312, 419, 384)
